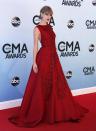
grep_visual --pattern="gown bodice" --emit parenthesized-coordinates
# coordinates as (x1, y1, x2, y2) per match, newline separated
(36, 24, 56, 49)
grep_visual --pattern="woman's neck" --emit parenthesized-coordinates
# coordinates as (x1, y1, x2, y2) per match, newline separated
(39, 21, 48, 25)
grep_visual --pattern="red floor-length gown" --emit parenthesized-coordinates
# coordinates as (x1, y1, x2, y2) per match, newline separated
(8, 24, 88, 127)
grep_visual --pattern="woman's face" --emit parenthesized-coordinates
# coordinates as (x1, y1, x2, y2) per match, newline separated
(41, 12, 52, 23)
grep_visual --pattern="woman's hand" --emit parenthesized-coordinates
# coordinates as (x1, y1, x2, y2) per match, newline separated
(33, 63, 38, 73)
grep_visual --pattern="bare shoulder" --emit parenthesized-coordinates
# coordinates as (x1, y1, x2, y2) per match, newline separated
(33, 25, 39, 32)
(33, 25, 40, 35)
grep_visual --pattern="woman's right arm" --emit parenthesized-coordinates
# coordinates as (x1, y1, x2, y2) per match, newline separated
(33, 27, 40, 64)
(32, 27, 40, 73)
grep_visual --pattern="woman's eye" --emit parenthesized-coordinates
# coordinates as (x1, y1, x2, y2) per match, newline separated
(45, 13, 52, 17)
(45, 13, 49, 15)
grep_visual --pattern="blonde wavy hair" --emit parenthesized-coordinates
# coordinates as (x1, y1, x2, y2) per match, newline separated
(40, 6, 53, 19)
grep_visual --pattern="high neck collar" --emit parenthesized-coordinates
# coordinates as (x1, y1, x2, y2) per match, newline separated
(38, 23, 49, 26)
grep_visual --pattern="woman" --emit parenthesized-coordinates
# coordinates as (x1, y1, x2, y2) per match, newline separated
(8, 5, 88, 128)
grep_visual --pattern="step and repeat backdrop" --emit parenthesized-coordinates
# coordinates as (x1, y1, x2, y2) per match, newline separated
(0, 0, 96, 102)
